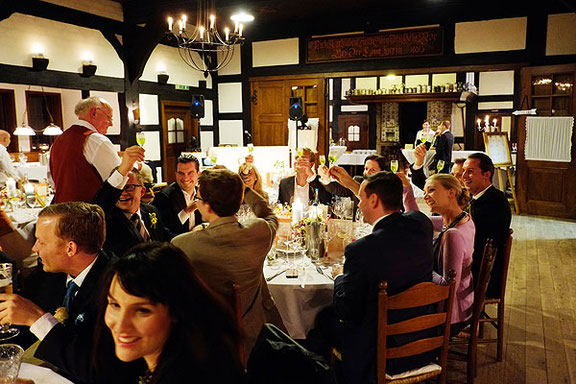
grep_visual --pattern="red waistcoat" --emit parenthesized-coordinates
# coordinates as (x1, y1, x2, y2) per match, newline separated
(50, 125, 103, 203)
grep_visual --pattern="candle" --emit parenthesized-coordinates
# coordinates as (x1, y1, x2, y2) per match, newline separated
(199, 26, 205, 40)
(225, 27, 230, 41)
(239, 24, 243, 37)
(292, 200, 304, 225)
(167, 17, 173, 31)
(210, 14, 215, 29)
(477, 119, 481, 129)
(6, 178, 16, 198)
(234, 20, 239, 33)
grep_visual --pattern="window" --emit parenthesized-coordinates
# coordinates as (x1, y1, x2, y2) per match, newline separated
(347, 125, 360, 142)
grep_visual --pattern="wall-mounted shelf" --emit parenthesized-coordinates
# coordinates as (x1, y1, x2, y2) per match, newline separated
(346, 92, 462, 104)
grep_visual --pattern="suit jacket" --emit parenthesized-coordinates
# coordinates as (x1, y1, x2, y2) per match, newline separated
(333, 211, 436, 383)
(172, 188, 281, 356)
(277, 175, 333, 205)
(152, 182, 203, 235)
(433, 131, 454, 174)
(470, 185, 511, 298)
(93, 181, 173, 258)
(34, 251, 117, 383)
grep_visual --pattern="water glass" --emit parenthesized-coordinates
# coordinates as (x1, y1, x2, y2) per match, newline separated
(0, 344, 24, 384)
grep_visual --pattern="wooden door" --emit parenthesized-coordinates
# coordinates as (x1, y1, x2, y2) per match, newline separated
(250, 80, 287, 146)
(516, 64, 576, 218)
(337, 114, 369, 151)
(161, 101, 198, 184)
(288, 78, 327, 155)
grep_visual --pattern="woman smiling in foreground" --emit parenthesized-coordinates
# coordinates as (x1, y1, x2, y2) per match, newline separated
(92, 242, 245, 383)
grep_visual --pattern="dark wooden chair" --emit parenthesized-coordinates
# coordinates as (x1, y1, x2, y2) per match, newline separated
(331, 275, 457, 384)
(450, 238, 497, 384)
(478, 229, 513, 361)
(232, 283, 246, 367)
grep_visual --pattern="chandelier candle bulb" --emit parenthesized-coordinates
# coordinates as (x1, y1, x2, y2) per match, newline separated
(225, 27, 230, 41)
(167, 17, 173, 31)
(200, 26, 205, 39)
(239, 24, 243, 37)
(234, 20, 239, 32)
(210, 14, 215, 29)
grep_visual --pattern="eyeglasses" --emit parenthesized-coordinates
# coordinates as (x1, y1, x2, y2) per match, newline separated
(123, 184, 143, 192)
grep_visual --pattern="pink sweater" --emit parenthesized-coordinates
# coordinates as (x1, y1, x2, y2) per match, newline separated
(403, 186, 475, 324)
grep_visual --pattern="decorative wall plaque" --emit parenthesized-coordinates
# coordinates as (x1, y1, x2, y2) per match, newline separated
(306, 27, 443, 64)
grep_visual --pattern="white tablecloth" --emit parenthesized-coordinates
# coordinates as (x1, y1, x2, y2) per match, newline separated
(15, 163, 48, 182)
(264, 259, 334, 339)
(19, 363, 75, 384)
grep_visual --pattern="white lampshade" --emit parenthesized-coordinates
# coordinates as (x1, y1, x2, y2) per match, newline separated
(43, 123, 63, 136)
(13, 124, 36, 136)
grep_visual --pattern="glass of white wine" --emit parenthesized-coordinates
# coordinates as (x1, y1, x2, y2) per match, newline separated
(247, 143, 254, 154)
(390, 159, 399, 173)
(136, 131, 146, 147)
(328, 154, 337, 167)
(437, 159, 445, 172)
(319, 155, 326, 166)
(0, 264, 19, 341)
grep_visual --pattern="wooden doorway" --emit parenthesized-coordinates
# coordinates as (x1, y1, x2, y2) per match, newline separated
(337, 114, 369, 151)
(160, 101, 198, 184)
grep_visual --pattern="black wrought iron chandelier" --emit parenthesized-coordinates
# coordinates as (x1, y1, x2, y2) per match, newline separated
(166, 1, 253, 76)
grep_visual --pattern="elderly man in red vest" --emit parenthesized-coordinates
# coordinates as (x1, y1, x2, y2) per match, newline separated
(50, 97, 142, 203)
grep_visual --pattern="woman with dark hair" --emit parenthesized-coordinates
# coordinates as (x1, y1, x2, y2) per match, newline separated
(90, 242, 245, 383)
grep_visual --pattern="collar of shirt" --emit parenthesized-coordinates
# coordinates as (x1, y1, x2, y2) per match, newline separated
(473, 184, 492, 200)
(66, 256, 98, 289)
(74, 119, 97, 132)
(371, 212, 393, 230)
(124, 209, 142, 221)
(182, 189, 195, 205)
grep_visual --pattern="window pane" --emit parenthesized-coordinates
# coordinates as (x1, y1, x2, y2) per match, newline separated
(177, 131, 184, 143)
(168, 132, 176, 144)
(168, 118, 175, 132)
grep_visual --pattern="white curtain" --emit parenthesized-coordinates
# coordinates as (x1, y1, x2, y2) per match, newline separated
(288, 118, 319, 151)
(525, 116, 574, 162)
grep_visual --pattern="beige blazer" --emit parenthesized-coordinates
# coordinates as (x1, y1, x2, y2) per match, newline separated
(171, 188, 281, 355)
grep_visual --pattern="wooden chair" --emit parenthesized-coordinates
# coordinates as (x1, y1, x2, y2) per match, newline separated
(450, 238, 497, 384)
(375, 272, 457, 384)
(478, 229, 513, 361)
(232, 283, 246, 367)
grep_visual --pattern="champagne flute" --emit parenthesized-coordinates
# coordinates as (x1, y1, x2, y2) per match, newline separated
(319, 155, 326, 166)
(136, 131, 146, 147)
(247, 143, 254, 154)
(421, 137, 427, 144)
(390, 159, 399, 173)
(437, 159, 445, 172)
(328, 154, 337, 167)
(0, 264, 19, 341)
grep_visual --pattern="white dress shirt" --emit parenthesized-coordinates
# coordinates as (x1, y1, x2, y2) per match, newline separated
(177, 189, 196, 230)
(73, 120, 121, 180)
(293, 173, 317, 206)
(0, 145, 20, 183)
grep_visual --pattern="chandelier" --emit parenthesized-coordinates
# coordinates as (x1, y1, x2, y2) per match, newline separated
(166, 1, 253, 76)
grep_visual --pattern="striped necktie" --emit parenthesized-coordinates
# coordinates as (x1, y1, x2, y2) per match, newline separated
(131, 214, 150, 242)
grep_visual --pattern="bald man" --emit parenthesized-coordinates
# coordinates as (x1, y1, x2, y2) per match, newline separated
(0, 130, 21, 184)
(49, 97, 122, 203)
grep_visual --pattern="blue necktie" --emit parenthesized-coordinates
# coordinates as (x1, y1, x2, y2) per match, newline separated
(63, 281, 79, 312)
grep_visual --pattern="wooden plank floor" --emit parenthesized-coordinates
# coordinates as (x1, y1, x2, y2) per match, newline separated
(446, 213, 576, 384)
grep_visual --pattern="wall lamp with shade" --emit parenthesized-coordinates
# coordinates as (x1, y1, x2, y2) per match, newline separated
(32, 54, 49, 71)
(81, 62, 97, 77)
(157, 72, 169, 84)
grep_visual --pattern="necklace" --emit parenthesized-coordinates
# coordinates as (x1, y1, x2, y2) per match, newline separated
(138, 369, 153, 384)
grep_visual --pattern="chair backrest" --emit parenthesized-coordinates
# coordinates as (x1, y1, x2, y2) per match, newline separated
(496, 229, 514, 300)
(470, 239, 497, 329)
(377, 271, 456, 383)
(232, 283, 246, 367)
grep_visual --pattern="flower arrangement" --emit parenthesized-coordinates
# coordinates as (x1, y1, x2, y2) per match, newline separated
(293, 214, 326, 236)
(274, 203, 291, 218)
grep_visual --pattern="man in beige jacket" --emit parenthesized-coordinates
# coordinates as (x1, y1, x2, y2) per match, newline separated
(171, 168, 284, 357)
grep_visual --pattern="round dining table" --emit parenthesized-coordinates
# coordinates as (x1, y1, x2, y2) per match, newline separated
(264, 258, 335, 340)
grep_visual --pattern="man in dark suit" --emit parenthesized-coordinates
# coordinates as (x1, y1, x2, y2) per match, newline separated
(0, 202, 116, 381)
(432, 119, 454, 174)
(152, 154, 202, 235)
(92, 147, 172, 258)
(463, 152, 511, 298)
(312, 172, 436, 384)
(278, 147, 332, 205)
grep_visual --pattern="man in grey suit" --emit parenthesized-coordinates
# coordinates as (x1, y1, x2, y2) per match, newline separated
(171, 168, 284, 356)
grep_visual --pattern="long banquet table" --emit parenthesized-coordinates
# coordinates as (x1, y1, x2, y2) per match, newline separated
(264, 260, 335, 340)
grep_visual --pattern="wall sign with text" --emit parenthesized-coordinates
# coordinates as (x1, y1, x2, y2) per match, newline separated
(306, 27, 443, 64)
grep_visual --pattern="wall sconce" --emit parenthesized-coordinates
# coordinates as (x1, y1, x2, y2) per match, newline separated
(81, 62, 97, 77)
(32, 55, 49, 71)
(157, 73, 169, 84)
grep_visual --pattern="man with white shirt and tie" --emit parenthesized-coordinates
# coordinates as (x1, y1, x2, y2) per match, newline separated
(0, 201, 115, 381)
(152, 154, 203, 235)
(50, 96, 121, 203)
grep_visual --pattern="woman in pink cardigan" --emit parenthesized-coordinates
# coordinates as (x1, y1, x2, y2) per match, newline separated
(402, 173, 475, 336)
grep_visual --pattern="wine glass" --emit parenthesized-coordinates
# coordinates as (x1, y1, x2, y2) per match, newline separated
(328, 154, 337, 167)
(319, 155, 326, 166)
(136, 131, 146, 147)
(0, 264, 19, 341)
(390, 159, 399, 173)
(436, 160, 445, 172)
(247, 143, 254, 154)
(209, 150, 218, 166)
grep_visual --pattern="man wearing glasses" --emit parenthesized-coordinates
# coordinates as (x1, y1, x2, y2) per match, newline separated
(93, 147, 172, 257)
(50, 97, 125, 203)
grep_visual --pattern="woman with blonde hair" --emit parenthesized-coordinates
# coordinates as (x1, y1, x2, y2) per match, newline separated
(238, 155, 268, 201)
(403, 173, 475, 336)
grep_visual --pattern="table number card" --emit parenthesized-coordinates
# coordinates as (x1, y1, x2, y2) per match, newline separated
(35, 184, 49, 207)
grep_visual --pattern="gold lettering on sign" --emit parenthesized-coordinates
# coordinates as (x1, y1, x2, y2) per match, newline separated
(306, 27, 443, 63)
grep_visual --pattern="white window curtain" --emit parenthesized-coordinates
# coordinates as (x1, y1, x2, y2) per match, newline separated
(525, 116, 574, 162)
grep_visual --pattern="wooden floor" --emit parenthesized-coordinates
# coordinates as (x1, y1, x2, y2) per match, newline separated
(446, 213, 576, 384)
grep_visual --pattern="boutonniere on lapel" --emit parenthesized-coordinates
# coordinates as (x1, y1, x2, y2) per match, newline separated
(149, 213, 157, 229)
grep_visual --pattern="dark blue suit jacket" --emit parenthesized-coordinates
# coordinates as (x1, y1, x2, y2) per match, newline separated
(432, 131, 454, 174)
(151, 182, 203, 236)
(333, 210, 436, 383)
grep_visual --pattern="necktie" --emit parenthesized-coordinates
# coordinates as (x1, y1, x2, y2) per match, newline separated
(63, 281, 79, 312)
(131, 214, 150, 242)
